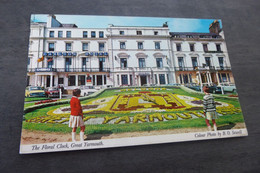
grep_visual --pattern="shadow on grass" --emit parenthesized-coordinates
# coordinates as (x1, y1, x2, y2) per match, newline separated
(217, 122, 236, 130)
(85, 131, 113, 140)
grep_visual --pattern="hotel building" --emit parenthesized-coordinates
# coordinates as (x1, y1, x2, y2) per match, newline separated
(27, 15, 234, 89)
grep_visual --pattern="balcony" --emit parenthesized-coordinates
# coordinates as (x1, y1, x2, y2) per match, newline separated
(174, 66, 222, 71)
(215, 66, 231, 71)
(28, 68, 110, 73)
(204, 50, 223, 53)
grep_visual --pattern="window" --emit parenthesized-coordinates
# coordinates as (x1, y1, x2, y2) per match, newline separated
(218, 57, 224, 68)
(120, 42, 126, 49)
(130, 75, 133, 85)
(68, 76, 75, 86)
(66, 31, 71, 38)
(136, 31, 142, 35)
(82, 58, 87, 71)
(83, 31, 88, 38)
(117, 75, 120, 85)
(137, 42, 143, 49)
(82, 43, 88, 51)
(190, 44, 194, 51)
(179, 74, 183, 84)
(120, 58, 127, 68)
(156, 58, 163, 68)
(176, 44, 182, 51)
(155, 42, 160, 49)
(119, 31, 124, 35)
(99, 31, 104, 38)
(49, 31, 54, 38)
(159, 74, 166, 84)
(99, 43, 105, 51)
(216, 44, 221, 51)
(78, 75, 85, 86)
(58, 78, 64, 84)
(205, 57, 211, 67)
(221, 73, 227, 82)
(178, 57, 184, 68)
(28, 58, 30, 65)
(58, 31, 63, 38)
(189, 74, 192, 83)
(203, 44, 208, 52)
(191, 57, 198, 68)
(154, 31, 158, 35)
(121, 75, 128, 85)
(139, 58, 145, 68)
(48, 43, 54, 51)
(66, 43, 72, 51)
(65, 58, 72, 72)
(91, 31, 96, 38)
(47, 58, 53, 68)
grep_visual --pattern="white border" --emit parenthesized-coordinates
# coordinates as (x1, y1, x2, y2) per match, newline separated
(20, 128, 248, 154)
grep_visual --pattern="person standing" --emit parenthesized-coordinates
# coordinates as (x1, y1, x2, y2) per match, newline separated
(69, 89, 85, 141)
(203, 86, 219, 131)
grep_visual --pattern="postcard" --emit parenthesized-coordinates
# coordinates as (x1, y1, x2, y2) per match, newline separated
(20, 14, 248, 154)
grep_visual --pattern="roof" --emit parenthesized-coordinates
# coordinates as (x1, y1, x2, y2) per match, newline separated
(170, 32, 219, 36)
(60, 24, 78, 28)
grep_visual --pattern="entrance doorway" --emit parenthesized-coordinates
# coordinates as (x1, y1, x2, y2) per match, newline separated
(97, 75, 103, 85)
(47, 76, 55, 87)
(140, 76, 147, 86)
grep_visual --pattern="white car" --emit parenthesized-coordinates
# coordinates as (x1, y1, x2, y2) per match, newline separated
(219, 83, 236, 93)
(80, 86, 98, 96)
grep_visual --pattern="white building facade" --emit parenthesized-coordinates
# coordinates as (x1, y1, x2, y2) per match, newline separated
(27, 16, 233, 89)
(170, 20, 234, 86)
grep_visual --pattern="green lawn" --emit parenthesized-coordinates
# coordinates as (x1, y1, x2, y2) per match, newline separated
(24, 97, 48, 102)
(23, 87, 245, 134)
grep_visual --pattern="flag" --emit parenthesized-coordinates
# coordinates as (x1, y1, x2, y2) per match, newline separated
(47, 58, 53, 62)
(37, 56, 44, 62)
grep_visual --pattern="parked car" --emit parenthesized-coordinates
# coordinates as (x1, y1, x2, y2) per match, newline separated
(166, 83, 181, 86)
(218, 83, 237, 93)
(185, 83, 201, 91)
(208, 85, 222, 94)
(80, 86, 98, 96)
(25, 86, 46, 97)
(45, 87, 60, 98)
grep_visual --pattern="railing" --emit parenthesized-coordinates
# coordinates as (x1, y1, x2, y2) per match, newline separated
(175, 66, 231, 71)
(204, 50, 223, 53)
(215, 66, 231, 71)
(28, 68, 110, 72)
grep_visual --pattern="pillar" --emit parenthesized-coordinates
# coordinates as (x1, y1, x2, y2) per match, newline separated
(75, 74, 78, 86)
(50, 75, 53, 87)
(216, 72, 220, 85)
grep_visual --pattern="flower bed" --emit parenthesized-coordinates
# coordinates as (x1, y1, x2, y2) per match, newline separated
(35, 99, 57, 105)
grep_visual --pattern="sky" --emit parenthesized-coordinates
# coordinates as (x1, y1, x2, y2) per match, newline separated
(31, 14, 222, 33)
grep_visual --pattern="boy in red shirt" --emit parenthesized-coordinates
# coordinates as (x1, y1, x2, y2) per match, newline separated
(69, 89, 85, 142)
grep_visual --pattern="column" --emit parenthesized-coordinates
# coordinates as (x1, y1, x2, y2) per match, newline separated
(34, 75, 37, 86)
(128, 74, 130, 85)
(216, 72, 220, 85)
(208, 72, 212, 84)
(44, 76, 47, 88)
(95, 75, 97, 86)
(206, 73, 210, 85)
(50, 75, 53, 87)
(75, 74, 78, 86)
(102, 75, 105, 86)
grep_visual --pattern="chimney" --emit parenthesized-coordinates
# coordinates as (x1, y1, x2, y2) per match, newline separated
(209, 20, 221, 34)
(47, 14, 62, 28)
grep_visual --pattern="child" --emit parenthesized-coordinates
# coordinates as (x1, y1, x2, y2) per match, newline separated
(203, 86, 219, 131)
(69, 89, 85, 142)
